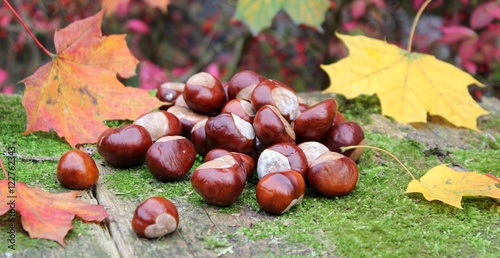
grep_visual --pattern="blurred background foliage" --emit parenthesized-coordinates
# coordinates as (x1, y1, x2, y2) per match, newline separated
(0, 0, 499, 99)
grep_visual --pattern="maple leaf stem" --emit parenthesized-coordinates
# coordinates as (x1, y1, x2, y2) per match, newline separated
(407, 0, 433, 52)
(340, 145, 417, 180)
(3, 0, 55, 57)
(0, 159, 8, 180)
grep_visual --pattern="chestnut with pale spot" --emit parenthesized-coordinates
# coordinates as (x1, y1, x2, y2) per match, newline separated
(256, 170, 305, 215)
(132, 197, 179, 238)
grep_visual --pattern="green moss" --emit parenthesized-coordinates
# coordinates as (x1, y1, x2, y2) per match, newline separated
(240, 131, 500, 257)
(0, 94, 99, 252)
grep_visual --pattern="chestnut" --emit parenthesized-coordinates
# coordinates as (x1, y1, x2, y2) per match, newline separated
(156, 82, 185, 105)
(253, 105, 295, 147)
(133, 111, 182, 142)
(227, 70, 266, 100)
(256, 142, 308, 181)
(256, 170, 305, 215)
(251, 79, 299, 122)
(333, 111, 347, 124)
(297, 141, 330, 167)
(308, 152, 359, 197)
(205, 112, 256, 155)
(183, 72, 226, 115)
(97, 124, 152, 167)
(191, 155, 246, 206)
(221, 98, 256, 124)
(57, 150, 99, 190)
(190, 118, 211, 157)
(131, 196, 179, 238)
(146, 136, 196, 182)
(293, 99, 337, 142)
(322, 121, 365, 162)
(167, 106, 208, 137)
(204, 149, 255, 180)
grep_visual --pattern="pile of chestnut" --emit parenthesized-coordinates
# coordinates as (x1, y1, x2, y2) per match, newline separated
(57, 70, 365, 239)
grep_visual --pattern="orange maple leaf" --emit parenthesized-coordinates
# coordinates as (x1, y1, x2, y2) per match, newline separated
(0, 160, 109, 246)
(20, 10, 162, 147)
(406, 164, 500, 209)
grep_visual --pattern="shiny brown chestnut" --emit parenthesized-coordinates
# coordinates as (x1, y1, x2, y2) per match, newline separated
(297, 141, 330, 167)
(227, 70, 266, 100)
(191, 155, 246, 206)
(322, 121, 365, 161)
(167, 106, 208, 137)
(308, 152, 359, 197)
(97, 124, 152, 167)
(156, 82, 185, 104)
(293, 99, 337, 142)
(131, 196, 179, 238)
(190, 118, 211, 157)
(133, 111, 182, 142)
(183, 72, 226, 115)
(146, 136, 196, 182)
(205, 112, 256, 155)
(57, 150, 99, 190)
(221, 98, 256, 124)
(333, 111, 347, 124)
(256, 142, 308, 181)
(256, 170, 305, 215)
(251, 79, 299, 122)
(253, 105, 295, 147)
(204, 149, 255, 180)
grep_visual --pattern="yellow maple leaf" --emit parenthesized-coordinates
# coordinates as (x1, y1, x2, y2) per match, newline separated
(321, 33, 489, 130)
(406, 164, 500, 209)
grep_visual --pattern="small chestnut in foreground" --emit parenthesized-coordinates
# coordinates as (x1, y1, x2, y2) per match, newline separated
(322, 121, 365, 161)
(308, 152, 359, 197)
(256, 170, 305, 215)
(57, 150, 99, 190)
(191, 155, 246, 206)
(146, 136, 196, 182)
(97, 124, 152, 167)
(132, 196, 179, 238)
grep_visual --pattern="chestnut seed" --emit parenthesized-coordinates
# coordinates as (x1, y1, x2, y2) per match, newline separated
(133, 111, 182, 142)
(256, 170, 305, 215)
(183, 72, 226, 115)
(190, 118, 211, 157)
(205, 149, 255, 180)
(97, 124, 152, 168)
(322, 121, 365, 161)
(221, 98, 256, 124)
(251, 79, 299, 122)
(293, 99, 337, 142)
(146, 136, 196, 182)
(228, 70, 266, 100)
(256, 142, 308, 181)
(57, 150, 99, 190)
(205, 112, 256, 155)
(297, 141, 330, 167)
(308, 152, 359, 197)
(253, 105, 295, 146)
(156, 82, 185, 104)
(333, 111, 347, 124)
(167, 106, 208, 137)
(131, 196, 179, 238)
(191, 155, 246, 206)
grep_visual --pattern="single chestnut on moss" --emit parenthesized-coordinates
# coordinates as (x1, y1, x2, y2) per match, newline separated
(131, 196, 179, 238)
(256, 170, 305, 215)
(308, 152, 359, 197)
(97, 124, 152, 168)
(57, 150, 99, 190)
